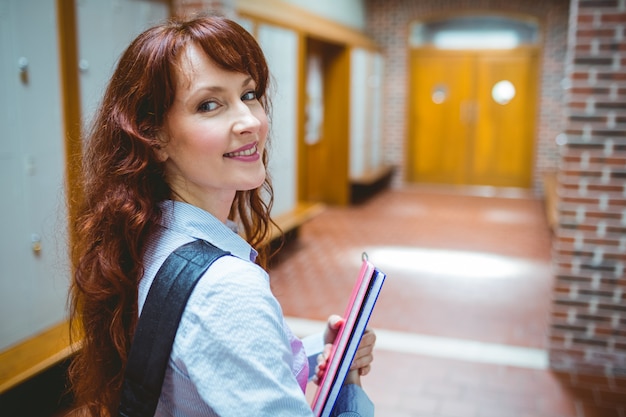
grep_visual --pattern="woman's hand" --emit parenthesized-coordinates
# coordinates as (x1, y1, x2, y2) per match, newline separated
(313, 315, 376, 387)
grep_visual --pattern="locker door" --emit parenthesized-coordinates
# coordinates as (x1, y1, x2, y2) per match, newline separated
(0, 0, 68, 350)
(76, 0, 170, 127)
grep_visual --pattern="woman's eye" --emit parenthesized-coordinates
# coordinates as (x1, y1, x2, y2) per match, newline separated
(242, 91, 257, 101)
(198, 100, 219, 112)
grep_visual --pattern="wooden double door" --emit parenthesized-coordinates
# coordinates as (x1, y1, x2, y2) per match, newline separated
(408, 48, 538, 188)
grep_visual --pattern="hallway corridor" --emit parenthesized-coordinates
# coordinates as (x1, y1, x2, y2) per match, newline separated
(269, 187, 619, 417)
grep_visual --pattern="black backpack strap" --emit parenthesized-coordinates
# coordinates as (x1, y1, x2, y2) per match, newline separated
(118, 239, 229, 417)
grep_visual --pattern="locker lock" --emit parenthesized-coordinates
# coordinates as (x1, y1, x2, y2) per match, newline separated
(18, 57, 29, 84)
(31, 233, 41, 254)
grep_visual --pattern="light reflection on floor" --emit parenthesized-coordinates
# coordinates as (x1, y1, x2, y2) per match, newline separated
(360, 246, 541, 280)
(483, 208, 537, 224)
(286, 316, 548, 370)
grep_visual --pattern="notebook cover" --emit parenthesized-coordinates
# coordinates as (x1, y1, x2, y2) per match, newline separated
(311, 257, 385, 416)
(318, 269, 386, 417)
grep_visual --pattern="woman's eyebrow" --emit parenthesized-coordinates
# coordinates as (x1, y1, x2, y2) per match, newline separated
(242, 76, 254, 87)
(192, 76, 254, 94)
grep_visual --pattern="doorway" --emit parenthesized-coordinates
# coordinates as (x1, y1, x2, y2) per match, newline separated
(406, 15, 540, 189)
(299, 37, 350, 205)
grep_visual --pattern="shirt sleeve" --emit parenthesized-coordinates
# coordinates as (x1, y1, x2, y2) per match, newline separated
(302, 333, 375, 417)
(332, 384, 375, 417)
(172, 256, 314, 416)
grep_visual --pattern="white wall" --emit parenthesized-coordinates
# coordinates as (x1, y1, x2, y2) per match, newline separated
(256, 24, 299, 217)
(280, 0, 366, 30)
(350, 48, 385, 179)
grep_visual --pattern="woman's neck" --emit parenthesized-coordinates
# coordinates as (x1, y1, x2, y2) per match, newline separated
(170, 189, 235, 224)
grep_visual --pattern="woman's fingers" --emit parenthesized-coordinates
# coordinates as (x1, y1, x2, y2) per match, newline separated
(354, 329, 376, 359)
(361, 328, 376, 347)
(323, 314, 344, 345)
(350, 350, 374, 371)
(317, 327, 377, 383)
(350, 328, 376, 371)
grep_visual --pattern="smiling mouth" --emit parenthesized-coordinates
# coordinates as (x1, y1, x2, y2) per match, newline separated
(224, 144, 258, 158)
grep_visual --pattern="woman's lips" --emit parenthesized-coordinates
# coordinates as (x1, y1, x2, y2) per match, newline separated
(224, 142, 259, 159)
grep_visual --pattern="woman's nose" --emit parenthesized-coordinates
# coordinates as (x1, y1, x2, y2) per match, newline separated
(232, 102, 262, 135)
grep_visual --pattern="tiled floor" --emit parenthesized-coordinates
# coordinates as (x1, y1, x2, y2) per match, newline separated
(269, 186, 624, 417)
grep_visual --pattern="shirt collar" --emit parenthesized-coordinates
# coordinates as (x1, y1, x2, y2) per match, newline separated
(158, 200, 258, 262)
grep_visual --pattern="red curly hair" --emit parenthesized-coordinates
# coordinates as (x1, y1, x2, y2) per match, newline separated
(68, 15, 273, 416)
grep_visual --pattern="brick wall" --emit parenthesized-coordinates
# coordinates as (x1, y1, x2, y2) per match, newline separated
(364, 0, 570, 193)
(549, 0, 626, 406)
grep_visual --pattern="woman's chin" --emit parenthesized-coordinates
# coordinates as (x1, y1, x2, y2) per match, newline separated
(240, 173, 267, 192)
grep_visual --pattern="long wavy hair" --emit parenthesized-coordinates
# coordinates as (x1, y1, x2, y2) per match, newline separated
(68, 16, 273, 416)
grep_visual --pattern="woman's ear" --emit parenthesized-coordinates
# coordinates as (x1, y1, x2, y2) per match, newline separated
(154, 132, 169, 162)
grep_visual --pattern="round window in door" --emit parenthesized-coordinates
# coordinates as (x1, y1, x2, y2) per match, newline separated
(492, 80, 516, 105)
(431, 84, 448, 104)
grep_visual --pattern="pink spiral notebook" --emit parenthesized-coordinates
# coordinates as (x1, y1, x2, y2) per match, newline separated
(311, 254, 387, 417)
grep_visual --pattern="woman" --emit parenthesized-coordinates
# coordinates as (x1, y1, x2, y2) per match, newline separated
(69, 15, 375, 417)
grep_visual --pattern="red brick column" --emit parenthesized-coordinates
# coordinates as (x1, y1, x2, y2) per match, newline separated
(549, 0, 626, 407)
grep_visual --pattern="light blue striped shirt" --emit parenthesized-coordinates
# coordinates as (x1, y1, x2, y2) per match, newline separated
(138, 200, 373, 417)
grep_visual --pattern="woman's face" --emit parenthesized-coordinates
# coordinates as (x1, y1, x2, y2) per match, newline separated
(157, 44, 268, 217)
